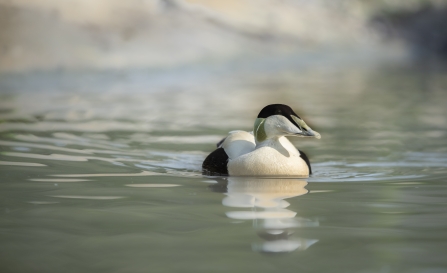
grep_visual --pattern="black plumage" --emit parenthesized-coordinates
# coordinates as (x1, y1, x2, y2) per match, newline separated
(257, 104, 302, 129)
(298, 149, 312, 174)
(202, 147, 229, 176)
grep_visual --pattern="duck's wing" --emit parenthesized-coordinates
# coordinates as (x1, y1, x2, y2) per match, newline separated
(216, 137, 227, 148)
(298, 150, 312, 175)
(202, 131, 255, 176)
(216, 130, 254, 148)
(221, 131, 255, 159)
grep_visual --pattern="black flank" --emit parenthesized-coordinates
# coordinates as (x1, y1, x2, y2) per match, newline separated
(202, 147, 229, 176)
(298, 149, 312, 175)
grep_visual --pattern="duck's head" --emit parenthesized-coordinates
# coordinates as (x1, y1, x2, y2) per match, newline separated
(254, 104, 321, 142)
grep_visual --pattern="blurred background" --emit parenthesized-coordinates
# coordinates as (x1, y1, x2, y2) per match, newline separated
(1, 0, 447, 73)
(1, 0, 447, 140)
(1, 0, 447, 173)
(2, 1, 447, 272)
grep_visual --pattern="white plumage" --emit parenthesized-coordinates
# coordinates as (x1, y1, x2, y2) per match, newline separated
(227, 135, 310, 176)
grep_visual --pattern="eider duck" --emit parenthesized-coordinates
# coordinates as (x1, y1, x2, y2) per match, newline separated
(202, 104, 321, 177)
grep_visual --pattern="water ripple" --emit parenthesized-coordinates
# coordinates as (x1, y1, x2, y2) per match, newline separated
(125, 184, 181, 187)
(0, 140, 93, 154)
(27, 201, 59, 205)
(51, 171, 160, 177)
(29, 178, 90, 182)
(49, 195, 125, 200)
(0, 161, 46, 167)
(2, 152, 88, 161)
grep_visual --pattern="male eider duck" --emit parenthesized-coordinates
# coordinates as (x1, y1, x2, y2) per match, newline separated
(202, 104, 321, 177)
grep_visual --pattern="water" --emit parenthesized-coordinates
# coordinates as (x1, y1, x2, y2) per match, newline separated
(1, 61, 447, 273)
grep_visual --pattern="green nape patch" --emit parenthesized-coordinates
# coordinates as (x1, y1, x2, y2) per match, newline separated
(254, 118, 266, 142)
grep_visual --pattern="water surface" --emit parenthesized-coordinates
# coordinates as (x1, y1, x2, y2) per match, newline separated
(1, 63, 447, 273)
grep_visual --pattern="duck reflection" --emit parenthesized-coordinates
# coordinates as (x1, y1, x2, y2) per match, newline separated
(209, 177, 318, 253)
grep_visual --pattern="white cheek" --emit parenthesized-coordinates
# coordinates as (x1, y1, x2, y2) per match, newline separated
(264, 115, 301, 136)
(277, 117, 301, 134)
(277, 117, 298, 134)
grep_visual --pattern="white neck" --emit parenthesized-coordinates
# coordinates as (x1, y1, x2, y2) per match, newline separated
(256, 136, 280, 148)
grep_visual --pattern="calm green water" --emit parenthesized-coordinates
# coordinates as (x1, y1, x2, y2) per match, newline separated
(1, 62, 447, 273)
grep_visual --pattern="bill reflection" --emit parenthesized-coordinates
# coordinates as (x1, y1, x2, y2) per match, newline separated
(209, 177, 318, 253)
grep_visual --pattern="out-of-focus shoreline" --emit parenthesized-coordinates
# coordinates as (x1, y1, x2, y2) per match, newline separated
(2, 0, 444, 73)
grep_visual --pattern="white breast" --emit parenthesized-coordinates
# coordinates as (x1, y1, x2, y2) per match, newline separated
(227, 137, 309, 177)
